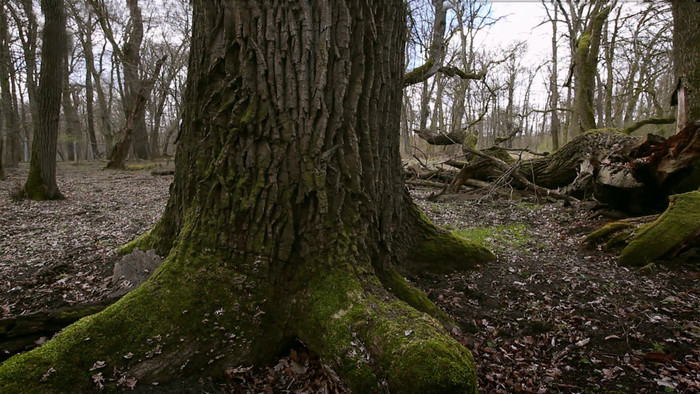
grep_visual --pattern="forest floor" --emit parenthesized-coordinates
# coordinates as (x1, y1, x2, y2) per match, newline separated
(1, 162, 699, 393)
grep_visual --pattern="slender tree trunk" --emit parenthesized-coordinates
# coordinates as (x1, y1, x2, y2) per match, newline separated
(1, 1, 492, 392)
(0, 2, 17, 172)
(573, 4, 610, 134)
(81, 14, 100, 159)
(549, 4, 561, 151)
(603, 9, 621, 127)
(121, 0, 150, 160)
(148, 85, 171, 159)
(24, 0, 66, 200)
(0, 2, 22, 167)
(161, 122, 178, 157)
(61, 53, 83, 161)
(7, 65, 22, 164)
(400, 91, 412, 157)
(16, 0, 39, 126)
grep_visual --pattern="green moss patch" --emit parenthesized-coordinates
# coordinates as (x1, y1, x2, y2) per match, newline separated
(125, 163, 161, 171)
(381, 269, 453, 326)
(408, 229, 495, 274)
(299, 268, 477, 394)
(619, 191, 700, 266)
(453, 223, 530, 252)
(117, 229, 156, 255)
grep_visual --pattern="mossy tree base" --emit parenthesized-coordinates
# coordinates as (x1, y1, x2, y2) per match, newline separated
(0, 214, 483, 393)
(0, 2, 497, 392)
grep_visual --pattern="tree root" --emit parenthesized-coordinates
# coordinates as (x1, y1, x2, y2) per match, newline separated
(297, 268, 477, 393)
(1, 235, 482, 393)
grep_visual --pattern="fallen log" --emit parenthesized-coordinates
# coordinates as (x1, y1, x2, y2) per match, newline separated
(417, 121, 700, 213)
(0, 249, 164, 361)
(0, 296, 120, 361)
(584, 191, 700, 266)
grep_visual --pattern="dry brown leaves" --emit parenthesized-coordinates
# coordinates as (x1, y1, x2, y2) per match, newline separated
(414, 188, 700, 393)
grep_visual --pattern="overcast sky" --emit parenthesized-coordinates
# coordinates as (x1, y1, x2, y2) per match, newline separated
(480, 1, 551, 64)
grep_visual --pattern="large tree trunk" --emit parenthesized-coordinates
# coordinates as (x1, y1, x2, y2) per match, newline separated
(0, 2, 493, 392)
(23, 0, 66, 200)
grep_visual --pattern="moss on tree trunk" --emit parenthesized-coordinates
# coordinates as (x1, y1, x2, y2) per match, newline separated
(0, 1, 493, 392)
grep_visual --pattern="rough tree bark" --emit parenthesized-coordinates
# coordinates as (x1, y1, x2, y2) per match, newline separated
(122, 0, 149, 160)
(0, 2, 493, 392)
(23, 0, 66, 200)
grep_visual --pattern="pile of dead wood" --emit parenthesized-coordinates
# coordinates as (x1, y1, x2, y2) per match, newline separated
(407, 120, 700, 213)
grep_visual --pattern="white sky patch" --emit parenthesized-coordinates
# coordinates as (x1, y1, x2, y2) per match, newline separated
(478, 1, 551, 66)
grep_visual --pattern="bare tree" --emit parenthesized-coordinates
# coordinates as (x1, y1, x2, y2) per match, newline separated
(90, 0, 151, 160)
(0, 2, 18, 173)
(570, 2, 612, 133)
(61, 37, 83, 161)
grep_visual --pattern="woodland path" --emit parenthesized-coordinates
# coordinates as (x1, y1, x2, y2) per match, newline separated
(0, 163, 698, 392)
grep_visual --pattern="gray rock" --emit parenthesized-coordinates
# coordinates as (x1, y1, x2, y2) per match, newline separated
(110, 249, 164, 297)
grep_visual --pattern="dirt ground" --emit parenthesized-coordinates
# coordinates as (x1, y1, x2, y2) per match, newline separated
(1, 163, 699, 393)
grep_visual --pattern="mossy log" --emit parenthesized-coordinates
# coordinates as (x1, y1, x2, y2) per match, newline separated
(0, 298, 121, 362)
(618, 191, 700, 266)
(585, 191, 700, 266)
